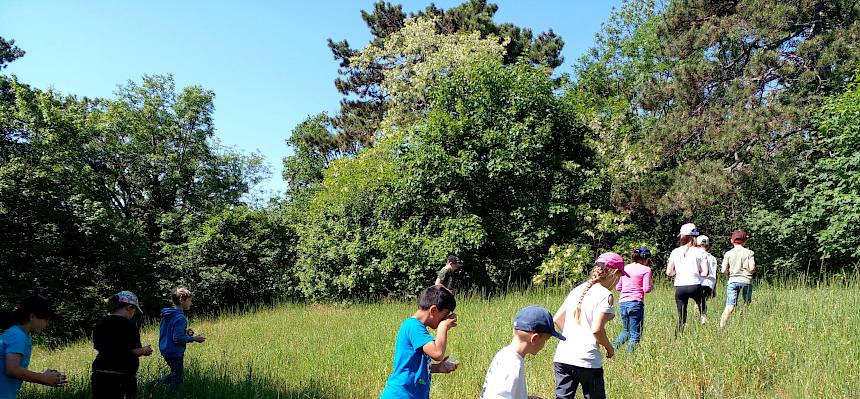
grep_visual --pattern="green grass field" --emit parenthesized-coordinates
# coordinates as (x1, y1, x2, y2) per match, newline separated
(19, 280, 860, 398)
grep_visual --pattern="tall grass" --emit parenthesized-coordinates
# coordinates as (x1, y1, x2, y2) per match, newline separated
(20, 279, 860, 398)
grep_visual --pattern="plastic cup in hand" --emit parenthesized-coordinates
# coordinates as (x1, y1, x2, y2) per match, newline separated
(446, 354, 459, 366)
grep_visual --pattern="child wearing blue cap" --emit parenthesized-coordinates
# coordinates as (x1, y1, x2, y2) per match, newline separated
(481, 305, 566, 399)
(380, 285, 458, 399)
(91, 291, 153, 399)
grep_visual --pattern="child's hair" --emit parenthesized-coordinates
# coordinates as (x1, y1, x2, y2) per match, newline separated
(631, 247, 652, 263)
(0, 295, 54, 331)
(573, 263, 615, 322)
(418, 285, 456, 312)
(107, 294, 132, 313)
(679, 235, 696, 246)
(171, 287, 193, 305)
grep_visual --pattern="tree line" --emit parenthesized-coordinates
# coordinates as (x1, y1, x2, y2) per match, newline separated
(1, 0, 858, 341)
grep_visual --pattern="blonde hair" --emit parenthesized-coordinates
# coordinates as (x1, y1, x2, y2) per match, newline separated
(573, 263, 615, 322)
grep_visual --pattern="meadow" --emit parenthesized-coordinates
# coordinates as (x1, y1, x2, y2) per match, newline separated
(20, 279, 860, 399)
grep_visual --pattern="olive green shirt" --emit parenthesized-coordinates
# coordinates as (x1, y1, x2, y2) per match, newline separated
(723, 246, 755, 284)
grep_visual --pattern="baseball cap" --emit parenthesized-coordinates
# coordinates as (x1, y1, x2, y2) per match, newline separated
(447, 255, 463, 265)
(731, 230, 748, 242)
(678, 223, 700, 236)
(115, 291, 142, 312)
(696, 235, 710, 246)
(596, 252, 628, 277)
(513, 305, 566, 341)
(634, 246, 652, 259)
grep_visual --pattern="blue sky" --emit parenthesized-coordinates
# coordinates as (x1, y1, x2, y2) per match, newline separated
(1, 1, 622, 196)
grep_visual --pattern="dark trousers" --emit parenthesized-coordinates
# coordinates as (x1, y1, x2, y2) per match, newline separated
(700, 286, 714, 315)
(674, 284, 702, 335)
(92, 370, 137, 399)
(553, 362, 605, 399)
(155, 356, 185, 392)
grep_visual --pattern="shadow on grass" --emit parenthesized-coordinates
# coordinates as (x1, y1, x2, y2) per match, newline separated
(20, 364, 338, 399)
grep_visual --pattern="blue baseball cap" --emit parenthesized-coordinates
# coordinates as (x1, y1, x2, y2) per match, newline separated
(635, 246, 652, 259)
(513, 305, 566, 340)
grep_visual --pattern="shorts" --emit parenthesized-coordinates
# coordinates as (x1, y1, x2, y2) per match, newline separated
(725, 282, 752, 306)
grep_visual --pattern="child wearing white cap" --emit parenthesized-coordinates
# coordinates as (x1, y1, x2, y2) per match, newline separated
(696, 235, 718, 324)
(480, 305, 566, 399)
(666, 223, 707, 335)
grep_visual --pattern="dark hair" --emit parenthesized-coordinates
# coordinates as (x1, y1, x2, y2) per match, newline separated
(631, 247, 651, 263)
(679, 235, 696, 246)
(418, 285, 456, 312)
(107, 294, 133, 313)
(0, 295, 54, 330)
(170, 287, 192, 305)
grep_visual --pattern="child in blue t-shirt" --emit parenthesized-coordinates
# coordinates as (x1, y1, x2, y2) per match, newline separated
(0, 295, 67, 399)
(380, 285, 459, 399)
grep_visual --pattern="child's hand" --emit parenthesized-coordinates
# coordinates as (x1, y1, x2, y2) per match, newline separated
(436, 356, 459, 373)
(42, 369, 67, 387)
(193, 335, 206, 343)
(605, 345, 615, 359)
(139, 345, 153, 356)
(439, 313, 458, 330)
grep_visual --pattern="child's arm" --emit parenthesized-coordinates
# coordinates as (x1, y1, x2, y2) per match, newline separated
(4, 353, 66, 387)
(643, 269, 653, 293)
(422, 314, 457, 362)
(749, 255, 756, 274)
(615, 276, 623, 292)
(591, 296, 615, 359)
(665, 258, 676, 276)
(172, 317, 197, 345)
(131, 345, 153, 357)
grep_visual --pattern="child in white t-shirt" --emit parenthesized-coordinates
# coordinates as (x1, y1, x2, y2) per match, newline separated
(552, 253, 626, 399)
(481, 305, 566, 399)
(696, 235, 718, 324)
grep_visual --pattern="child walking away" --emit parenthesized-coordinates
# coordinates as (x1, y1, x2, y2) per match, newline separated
(0, 295, 67, 399)
(666, 223, 707, 336)
(154, 287, 205, 393)
(481, 305, 565, 399)
(380, 285, 458, 399)
(435, 255, 463, 292)
(697, 236, 718, 325)
(91, 291, 153, 399)
(720, 230, 756, 330)
(612, 246, 653, 352)
(552, 253, 626, 399)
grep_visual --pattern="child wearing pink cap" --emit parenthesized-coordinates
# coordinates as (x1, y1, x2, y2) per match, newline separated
(552, 253, 626, 399)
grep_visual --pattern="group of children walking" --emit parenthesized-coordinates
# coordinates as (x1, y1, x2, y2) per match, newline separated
(0, 286, 205, 399)
(381, 223, 756, 399)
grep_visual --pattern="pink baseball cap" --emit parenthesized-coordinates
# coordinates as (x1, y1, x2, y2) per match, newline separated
(596, 252, 628, 276)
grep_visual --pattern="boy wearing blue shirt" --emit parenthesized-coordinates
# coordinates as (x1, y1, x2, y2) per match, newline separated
(380, 285, 459, 399)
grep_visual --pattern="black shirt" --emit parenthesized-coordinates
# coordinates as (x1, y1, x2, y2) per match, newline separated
(91, 315, 142, 375)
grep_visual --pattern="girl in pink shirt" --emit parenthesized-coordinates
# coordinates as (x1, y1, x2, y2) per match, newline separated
(612, 246, 653, 352)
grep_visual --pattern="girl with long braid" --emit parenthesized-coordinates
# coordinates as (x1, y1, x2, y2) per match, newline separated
(552, 253, 626, 399)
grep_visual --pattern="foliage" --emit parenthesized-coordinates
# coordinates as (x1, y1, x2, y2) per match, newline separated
(325, 0, 565, 154)
(352, 16, 506, 129)
(532, 243, 593, 286)
(748, 72, 860, 274)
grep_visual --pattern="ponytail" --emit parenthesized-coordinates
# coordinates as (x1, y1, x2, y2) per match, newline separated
(573, 263, 614, 322)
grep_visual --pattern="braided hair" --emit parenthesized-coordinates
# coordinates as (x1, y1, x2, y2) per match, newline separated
(573, 263, 615, 322)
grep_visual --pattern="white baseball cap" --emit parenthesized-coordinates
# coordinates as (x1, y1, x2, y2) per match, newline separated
(678, 223, 700, 236)
(697, 235, 710, 246)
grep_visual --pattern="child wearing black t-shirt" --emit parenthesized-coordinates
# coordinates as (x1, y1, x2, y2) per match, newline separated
(91, 291, 153, 399)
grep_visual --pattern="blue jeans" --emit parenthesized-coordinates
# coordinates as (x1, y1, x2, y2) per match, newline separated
(155, 356, 184, 393)
(725, 282, 752, 306)
(613, 301, 644, 352)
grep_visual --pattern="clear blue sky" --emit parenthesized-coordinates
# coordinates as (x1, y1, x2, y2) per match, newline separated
(1, 1, 622, 196)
